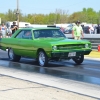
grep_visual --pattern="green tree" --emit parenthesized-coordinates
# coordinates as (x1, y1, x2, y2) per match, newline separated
(86, 8, 97, 23)
(0, 13, 6, 23)
(97, 10, 100, 24)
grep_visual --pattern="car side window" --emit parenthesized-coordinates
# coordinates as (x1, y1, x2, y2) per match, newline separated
(22, 30, 32, 39)
(16, 30, 32, 39)
(16, 30, 24, 39)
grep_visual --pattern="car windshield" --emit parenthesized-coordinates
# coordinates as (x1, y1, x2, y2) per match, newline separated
(33, 29, 66, 39)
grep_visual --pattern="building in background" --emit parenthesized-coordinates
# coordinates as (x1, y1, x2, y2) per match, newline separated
(6, 21, 31, 28)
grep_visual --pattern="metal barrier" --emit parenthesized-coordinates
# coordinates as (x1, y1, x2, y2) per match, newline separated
(65, 34, 100, 50)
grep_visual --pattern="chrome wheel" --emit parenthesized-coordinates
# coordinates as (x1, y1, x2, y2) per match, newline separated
(8, 48, 21, 62)
(8, 48, 14, 60)
(38, 51, 48, 67)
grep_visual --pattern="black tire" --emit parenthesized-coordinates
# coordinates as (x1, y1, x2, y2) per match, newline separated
(8, 48, 21, 62)
(72, 55, 84, 65)
(37, 50, 48, 67)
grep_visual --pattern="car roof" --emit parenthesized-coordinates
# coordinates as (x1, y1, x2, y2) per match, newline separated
(20, 27, 59, 30)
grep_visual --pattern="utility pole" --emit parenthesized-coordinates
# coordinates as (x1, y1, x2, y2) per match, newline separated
(16, 0, 19, 27)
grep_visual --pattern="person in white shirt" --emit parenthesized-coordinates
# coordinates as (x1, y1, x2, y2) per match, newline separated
(0, 22, 7, 38)
(89, 24, 94, 34)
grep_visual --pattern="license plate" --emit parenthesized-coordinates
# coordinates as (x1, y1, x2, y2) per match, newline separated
(68, 52, 76, 57)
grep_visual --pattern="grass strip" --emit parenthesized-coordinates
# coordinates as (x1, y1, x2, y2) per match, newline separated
(85, 50, 100, 58)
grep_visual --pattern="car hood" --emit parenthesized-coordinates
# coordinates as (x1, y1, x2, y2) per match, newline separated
(35, 38, 90, 45)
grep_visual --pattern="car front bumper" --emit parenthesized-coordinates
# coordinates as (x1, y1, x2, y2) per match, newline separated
(51, 50, 92, 58)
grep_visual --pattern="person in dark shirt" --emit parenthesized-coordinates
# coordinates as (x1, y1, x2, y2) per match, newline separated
(11, 21, 18, 34)
(96, 24, 100, 34)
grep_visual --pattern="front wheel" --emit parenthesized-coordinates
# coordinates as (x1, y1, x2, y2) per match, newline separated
(8, 48, 21, 62)
(37, 50, 48, 67)
(72, 55, 84, 65)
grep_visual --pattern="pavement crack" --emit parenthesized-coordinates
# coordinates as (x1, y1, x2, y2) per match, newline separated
(0, 86, 47, 92)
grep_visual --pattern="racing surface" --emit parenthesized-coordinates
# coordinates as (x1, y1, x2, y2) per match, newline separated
(0, 49, 100, 85)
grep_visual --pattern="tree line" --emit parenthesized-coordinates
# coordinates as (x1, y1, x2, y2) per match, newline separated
(0, 8, 100, 24)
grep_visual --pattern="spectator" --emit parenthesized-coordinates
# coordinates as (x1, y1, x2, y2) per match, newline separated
(96, 24, 100, 34)
(11, 21, 18, 35)
(6, 22, 12, 37)
(72, 20, 84, 40)
(89, 24, 94, 34)
(93, 25, 97, 34)
(81, 24, 84, 33)
(0, 22, 7, 38)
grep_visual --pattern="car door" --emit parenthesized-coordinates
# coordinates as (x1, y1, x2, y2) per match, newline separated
(15, 29, 34, 57)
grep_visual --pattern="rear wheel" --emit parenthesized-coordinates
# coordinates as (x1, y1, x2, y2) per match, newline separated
(37, 50, 48, 67)
(8, 48, 21, 62)
(72, 55, 84, 65)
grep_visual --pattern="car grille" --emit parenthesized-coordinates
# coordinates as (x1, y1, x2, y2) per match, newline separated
(57, 44, 85, 50)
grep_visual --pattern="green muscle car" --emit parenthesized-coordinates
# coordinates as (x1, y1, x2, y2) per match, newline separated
(0, 27, 92, 66)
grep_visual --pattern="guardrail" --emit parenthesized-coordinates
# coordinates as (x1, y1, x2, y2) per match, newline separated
(65, 34, 100, 50)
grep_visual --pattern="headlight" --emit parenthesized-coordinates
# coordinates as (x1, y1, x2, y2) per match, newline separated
(85, 44, 89, 48)
(52, 46, 57, 50)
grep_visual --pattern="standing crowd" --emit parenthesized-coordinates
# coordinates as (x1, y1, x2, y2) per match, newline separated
(0, 22, 18, 38)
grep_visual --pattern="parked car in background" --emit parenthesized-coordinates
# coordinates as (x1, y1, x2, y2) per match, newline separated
(64, 24, 73, 34)
(83, 26, 90, 34)
(0, 27, 92, 66)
